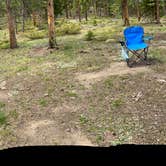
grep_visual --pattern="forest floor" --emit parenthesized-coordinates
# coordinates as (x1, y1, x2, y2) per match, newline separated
(0, 18, 166, 149)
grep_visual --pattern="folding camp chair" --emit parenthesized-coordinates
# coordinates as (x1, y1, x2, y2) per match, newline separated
(119, 26, 153, 67)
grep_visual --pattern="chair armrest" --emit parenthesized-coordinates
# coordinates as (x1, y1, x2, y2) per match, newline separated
(143, 36, 154, 41)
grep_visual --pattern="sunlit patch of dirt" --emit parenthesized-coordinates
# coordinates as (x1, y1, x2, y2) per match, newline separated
(76, 62, 152, 88)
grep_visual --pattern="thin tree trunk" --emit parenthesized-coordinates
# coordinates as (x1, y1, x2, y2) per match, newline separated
(15, 15, 18, 34)
(163, 0, 166, 15)
(77, 3, 81, 22)
(69, 9, 72, 18)
(22, 0, 25, 32)
(6, 0, 17, 49)
(85, 7, 88, 21)
(136, 0, 141, 22)
(32, 11, 37, 26)
(65, 4, 69, 19)
(155, 0, 160, 24)
(122, 0, 130, 26)
(47, 0, 56, 48)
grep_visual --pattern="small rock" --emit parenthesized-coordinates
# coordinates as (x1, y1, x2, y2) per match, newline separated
(135, 91, 143, 101)
(0, 81, 7, 90)
(105, 39, 115, 43)
(157, 79, 166, 83)
(44, 93, 49, 97)
(66, 128, 71, 132)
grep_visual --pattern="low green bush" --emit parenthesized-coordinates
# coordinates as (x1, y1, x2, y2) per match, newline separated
(0, 40, 10, 49)
(56, 22, 81, 36)
(85, 30, 95, 41)
(24, 30, 47, 40)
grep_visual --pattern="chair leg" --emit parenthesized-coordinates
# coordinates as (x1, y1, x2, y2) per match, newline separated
(144, 48, 148, 60)
(126, 59, 133, 68)
(144, 48, 151, 65)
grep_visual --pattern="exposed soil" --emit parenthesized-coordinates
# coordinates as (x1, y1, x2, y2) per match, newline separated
(76, 62, 152, 88)
(0, 19, 166, 149)
(17, 119, 94, 146)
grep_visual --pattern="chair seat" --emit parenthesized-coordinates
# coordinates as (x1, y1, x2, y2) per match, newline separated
(126, 42, 148, 51)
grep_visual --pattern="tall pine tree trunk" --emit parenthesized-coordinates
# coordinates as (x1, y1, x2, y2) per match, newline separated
(47, 0, 56, 48)
(65, 4, 69, 19)
(22, 0, 25, 32)
(155, 0, 160, 24)
(32, 11, 37, 27)
(6, 0, 17, 49)
(122, 0, 130, 26)
(85, 9, 88, 21)
(136, 0, 141, 22)
(77, 2, 81, 22)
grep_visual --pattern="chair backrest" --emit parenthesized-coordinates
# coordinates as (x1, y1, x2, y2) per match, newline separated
(124, 26, 144, 45)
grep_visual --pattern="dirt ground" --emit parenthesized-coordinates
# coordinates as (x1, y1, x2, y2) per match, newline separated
(0, 21, 166, 149)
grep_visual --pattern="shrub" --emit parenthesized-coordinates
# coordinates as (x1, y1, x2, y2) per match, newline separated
(0, 40, 10, 49)
(56, 22, 81, 36)
(93, 19, 97, 26)
(24, 30, 47, 40)
(85, 30, 95, 41)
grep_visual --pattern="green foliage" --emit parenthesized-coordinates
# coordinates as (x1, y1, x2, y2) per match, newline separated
(111, 99, 123, 109)
(39, 98, 48, 107)
(0, 111, 7, 126)
(8, 110, 19, 119)
(0, 40, 10, 49)
(65, 91, 78, 98)
(85, 30, 95, 41)
(24, 30, 47, 40)
(56, 22, 81, 36)
(93, 19, 97, 26)
(0, 101, 5, 109)
(79, 114, 89, 125)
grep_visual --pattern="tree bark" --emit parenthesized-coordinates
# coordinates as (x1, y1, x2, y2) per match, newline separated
(136, 0, 141, 22)
(22, 0, 25, 32)
(77, 2, 81, 22)
(155, 0, 160, 24)
(122, 0, 130, 26)
(47, 0, 56, 48)
(32, 11, 37, 26)
(6, 0, 17, 49)
(85, 9, 88, 21)
(65, 3, 69, 19)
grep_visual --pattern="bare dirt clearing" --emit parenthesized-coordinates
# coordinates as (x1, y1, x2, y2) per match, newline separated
(0, 18, 166, 149)
(18, 119, 94, 146)
(76, 62, 152, 88)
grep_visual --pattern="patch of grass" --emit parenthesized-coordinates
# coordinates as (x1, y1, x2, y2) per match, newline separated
(39, 98, 48, 107)
(16, 66, 29, 72)
(96, 135, 104, 144)
(111, 99, 123, 109)
(0, 40, 10, 49)
(65, 91, 78, 98)
(104, 78, 113, 88)
(0, 111, 7, 126)
(24, 30, 47, 40)
(0, 102, 5, 109)
(56, 22, 81, 36)
(8, 110, 19, 119)
(149, 49, 166, 64)
(79, 114, 89, 125)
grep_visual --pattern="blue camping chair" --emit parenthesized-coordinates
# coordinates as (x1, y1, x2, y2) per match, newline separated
(119, 26, 153, 67)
